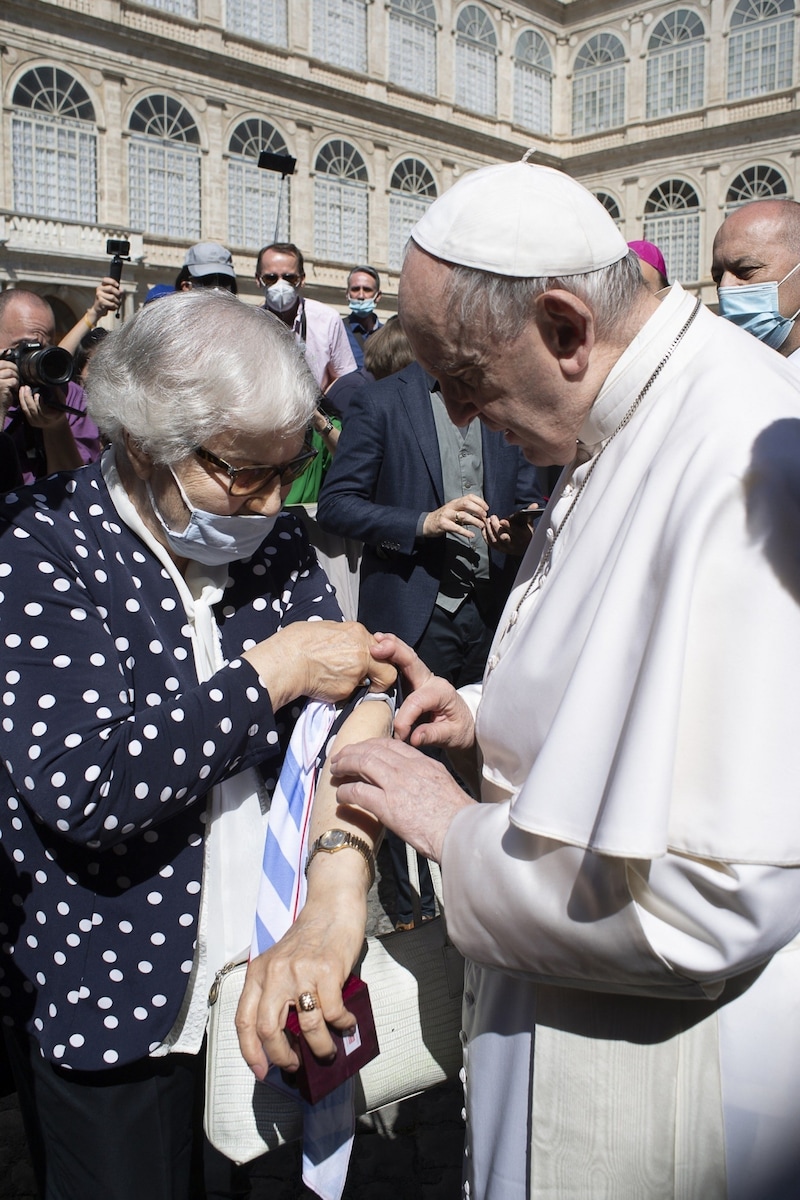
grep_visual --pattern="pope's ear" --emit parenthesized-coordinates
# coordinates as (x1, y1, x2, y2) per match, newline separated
(535, 290, 594, 376)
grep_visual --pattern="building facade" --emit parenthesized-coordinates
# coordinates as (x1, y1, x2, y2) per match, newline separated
(0, 0, 797, 327)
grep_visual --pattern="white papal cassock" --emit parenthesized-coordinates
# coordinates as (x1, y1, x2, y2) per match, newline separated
(442, 284, 800, 1199)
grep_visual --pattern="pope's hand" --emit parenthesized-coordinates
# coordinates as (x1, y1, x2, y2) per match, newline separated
(331, 737, 474, 861)
(369, 632, 475, 750)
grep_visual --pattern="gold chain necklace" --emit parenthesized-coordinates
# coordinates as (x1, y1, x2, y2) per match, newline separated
(487, 298, 702, 671)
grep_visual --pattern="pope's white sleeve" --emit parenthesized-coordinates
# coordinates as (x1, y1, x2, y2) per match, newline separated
(441, 800, 800, 999)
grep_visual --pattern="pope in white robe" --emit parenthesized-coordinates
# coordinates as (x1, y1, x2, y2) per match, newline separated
(331, 162, 800, 1200)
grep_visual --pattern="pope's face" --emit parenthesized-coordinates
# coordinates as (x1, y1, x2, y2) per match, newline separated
(398, 246, 591, 466)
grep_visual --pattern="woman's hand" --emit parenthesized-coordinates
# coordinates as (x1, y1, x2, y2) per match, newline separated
(236, 884, 367, 1079)
(243, 620, 397, 711)
(237, 693, 390, 1080)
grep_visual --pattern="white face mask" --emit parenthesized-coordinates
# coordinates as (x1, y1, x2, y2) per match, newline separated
(264, 278, 299, 313)
(147, 467, 277, 566)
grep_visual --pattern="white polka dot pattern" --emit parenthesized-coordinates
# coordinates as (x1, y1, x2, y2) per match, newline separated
(0, 464, 340, 1070)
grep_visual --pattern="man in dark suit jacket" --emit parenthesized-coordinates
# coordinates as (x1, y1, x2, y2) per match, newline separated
(317, 361, 542, 925)
(317, 360, 542, 659)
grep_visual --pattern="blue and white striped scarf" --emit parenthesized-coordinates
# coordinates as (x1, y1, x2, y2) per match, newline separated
(251, 699, 355, 1200)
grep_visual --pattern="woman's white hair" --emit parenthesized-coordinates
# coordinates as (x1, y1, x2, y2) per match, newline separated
(85, 289, 319, 463)
(437, 249, 646, 344)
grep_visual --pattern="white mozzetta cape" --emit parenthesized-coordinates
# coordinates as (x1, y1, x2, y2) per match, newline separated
(477, 284, 800, 864)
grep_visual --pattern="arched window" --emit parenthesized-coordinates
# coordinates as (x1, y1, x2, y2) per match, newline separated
(312, 0, 368, 73)
(513, 29, 553, 134)
(594, 191, 623, 227)
(388, 0, 437, 96)
(128, 95, 201, 239)
(646, 10, 705, 119)
(12, 66, 97, 222)
(389, 159, 437, 269)
(314, 140, 368, 263)
(728, 0, 795, 99)
(228, 119, 291, 250)
(725, 164, 790, 211)
(643, 179, 700, 283)
(225, 0, 288, 45)
(137, 0, 198, 15)
(455, 5, 498, 117)
(572, 33, 626, 136)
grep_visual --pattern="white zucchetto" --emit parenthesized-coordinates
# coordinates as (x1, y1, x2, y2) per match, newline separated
(410, 161, 629, 278)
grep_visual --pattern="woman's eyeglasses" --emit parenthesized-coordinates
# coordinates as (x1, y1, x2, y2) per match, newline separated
(193, 438, 317, 496)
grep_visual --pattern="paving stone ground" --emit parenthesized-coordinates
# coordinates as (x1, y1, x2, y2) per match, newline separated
(0, 842, 465, 1199)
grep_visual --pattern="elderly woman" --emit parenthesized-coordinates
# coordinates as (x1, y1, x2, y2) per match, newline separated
(0, 289, 392, 1198)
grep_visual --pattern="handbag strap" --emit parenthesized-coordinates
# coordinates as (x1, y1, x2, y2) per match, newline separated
(404, 842, 445, 926)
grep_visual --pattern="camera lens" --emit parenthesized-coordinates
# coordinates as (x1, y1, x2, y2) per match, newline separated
(17, 345, 73, 388)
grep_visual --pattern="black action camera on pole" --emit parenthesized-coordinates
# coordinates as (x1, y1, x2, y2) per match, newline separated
(106, 238, 131, 318)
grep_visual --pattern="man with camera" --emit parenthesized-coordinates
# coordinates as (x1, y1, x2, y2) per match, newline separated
(0, 290, 101, 490)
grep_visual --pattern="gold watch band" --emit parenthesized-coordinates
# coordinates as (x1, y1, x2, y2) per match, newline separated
(305, 829, 375, 888)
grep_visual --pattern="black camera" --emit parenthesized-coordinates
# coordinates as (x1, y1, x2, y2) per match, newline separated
(1, 341, 74, 389)
(107, 238, 131, 284)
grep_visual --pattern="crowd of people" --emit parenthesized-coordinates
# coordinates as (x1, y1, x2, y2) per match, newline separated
(1, 173, 800, 1200)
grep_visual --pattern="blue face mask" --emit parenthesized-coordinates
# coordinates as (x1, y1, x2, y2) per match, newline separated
(147, 468, 277, 566)
(348, 297, 376, 316)
(717, 261, 800, 350)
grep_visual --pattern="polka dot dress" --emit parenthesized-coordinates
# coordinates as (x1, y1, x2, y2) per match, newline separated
(0, 462, 340, 1070)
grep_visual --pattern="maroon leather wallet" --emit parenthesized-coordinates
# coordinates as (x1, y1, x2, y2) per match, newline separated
(282, 974, 379, 1105)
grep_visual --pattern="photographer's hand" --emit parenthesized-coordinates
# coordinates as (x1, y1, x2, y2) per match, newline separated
(18, 386, 83, 472)
(0, 357, 19, 422)
(93, 277, 122, 320)
(58, 277, 122, 357)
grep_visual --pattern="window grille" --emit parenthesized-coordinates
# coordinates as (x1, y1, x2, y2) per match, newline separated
(312, 0, 368, 72)
(129, 96, 201, 239)
(725, 164, 789, 211)
(389, 158, 437, 269)
(12, 67, 97, 222)
(388, 0, 437, 95)
(455, 5, 498, 116)
(314, 140, 368, 262)
(225, 0, 288, 45)
(228, 119, 291, 248)
(643, 179, 700, 284)
(572, 33, 626, 135)
(728, 0, 795, 99)
(594, 191, 623, 226)
(513, 29, 553, 133)
(645, 10, 705, 119)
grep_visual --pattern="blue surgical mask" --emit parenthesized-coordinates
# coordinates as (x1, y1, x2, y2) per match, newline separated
(348, 297, 376, 316)
(717, 261, 800, 350)
(147, 468, 277, 566)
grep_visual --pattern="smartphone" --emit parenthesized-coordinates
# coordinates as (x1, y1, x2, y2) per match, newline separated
(503, 506, 542, 528)
(282, 975, 379, 1104)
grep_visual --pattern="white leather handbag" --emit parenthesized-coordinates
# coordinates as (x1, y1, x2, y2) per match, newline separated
(204, 854, 464, 1164)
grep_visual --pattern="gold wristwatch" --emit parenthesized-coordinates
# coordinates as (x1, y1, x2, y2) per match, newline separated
(305, 828, 375, 888)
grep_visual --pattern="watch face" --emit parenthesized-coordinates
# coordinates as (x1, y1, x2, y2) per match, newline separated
(321, 829, 348, 849)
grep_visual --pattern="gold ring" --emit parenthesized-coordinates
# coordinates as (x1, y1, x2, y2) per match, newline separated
(298, 991, 318, 1013)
